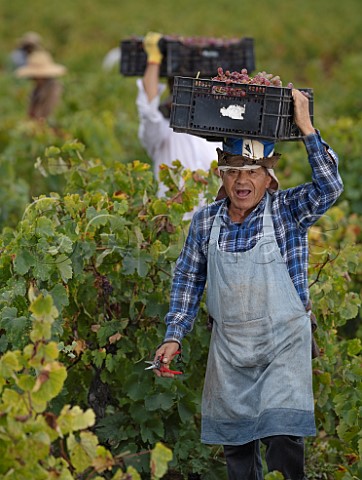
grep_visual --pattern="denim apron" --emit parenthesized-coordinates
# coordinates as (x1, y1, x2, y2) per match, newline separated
(201, 194, 316, 445)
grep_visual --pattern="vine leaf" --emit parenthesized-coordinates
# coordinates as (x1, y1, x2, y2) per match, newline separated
(151, 442, 173, 480)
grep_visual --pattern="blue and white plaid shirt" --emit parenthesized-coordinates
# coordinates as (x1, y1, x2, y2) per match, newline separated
(164, 132, 343, 344)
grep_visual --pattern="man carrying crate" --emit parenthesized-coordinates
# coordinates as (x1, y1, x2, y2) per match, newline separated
(150, 90, 343, 479)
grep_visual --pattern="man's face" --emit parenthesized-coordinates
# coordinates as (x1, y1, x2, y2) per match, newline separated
(221, 167, 271, 222)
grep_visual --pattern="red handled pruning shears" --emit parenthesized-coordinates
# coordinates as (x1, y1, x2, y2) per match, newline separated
(144, 350, 183, 375)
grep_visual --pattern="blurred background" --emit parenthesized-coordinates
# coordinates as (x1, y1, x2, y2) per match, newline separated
(1, 0, 362, 167)
(1, 0, 362, 216)
(1, 0, 361, 168)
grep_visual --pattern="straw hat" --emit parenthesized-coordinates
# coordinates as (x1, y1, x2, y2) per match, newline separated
(15, 50, 67, 78)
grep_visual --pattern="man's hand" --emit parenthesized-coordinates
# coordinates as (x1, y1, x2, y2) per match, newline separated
(292, 89, 315, 137)
(143, 31, 163, 65)
(153, 341, 180, 378)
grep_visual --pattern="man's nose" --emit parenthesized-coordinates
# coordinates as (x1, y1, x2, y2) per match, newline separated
(235, 170, 248, 181)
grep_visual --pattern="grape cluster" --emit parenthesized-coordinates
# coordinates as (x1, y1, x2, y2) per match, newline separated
(95, 274, 114, 297)
(101, 276, 114, 296)
(212, 67, 294, 88)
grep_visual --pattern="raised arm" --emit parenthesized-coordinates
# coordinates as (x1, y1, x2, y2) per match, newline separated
(280, 90, 343, 229)
(142, 32, 163, 102)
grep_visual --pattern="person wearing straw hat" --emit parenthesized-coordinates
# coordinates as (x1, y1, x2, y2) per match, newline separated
(10, 31, 44, 70)
(15, 50, 67, 121)
(151, 90, 343, 479)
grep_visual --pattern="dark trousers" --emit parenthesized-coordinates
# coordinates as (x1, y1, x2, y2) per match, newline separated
(223, 435, 306, 480)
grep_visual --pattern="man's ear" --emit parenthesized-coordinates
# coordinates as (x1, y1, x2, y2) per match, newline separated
(264, 168, 272, 187)
(265, 174, 272, 188)
(215, 185, 227, 201)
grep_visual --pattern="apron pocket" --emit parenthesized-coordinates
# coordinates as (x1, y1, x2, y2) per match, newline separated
(222, 316, 275, 368)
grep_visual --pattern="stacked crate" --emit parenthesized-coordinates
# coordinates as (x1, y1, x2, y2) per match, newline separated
(120, 36, 255, 77)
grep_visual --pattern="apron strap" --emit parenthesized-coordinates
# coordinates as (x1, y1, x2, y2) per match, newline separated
(208, 206, 223, 252)
(262, 193, 275, 238)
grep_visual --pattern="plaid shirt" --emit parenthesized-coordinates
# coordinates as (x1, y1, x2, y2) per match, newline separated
(164, 132, 343, 344)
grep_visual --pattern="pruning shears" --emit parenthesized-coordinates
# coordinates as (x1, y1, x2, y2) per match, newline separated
(144, 350, 183, 375)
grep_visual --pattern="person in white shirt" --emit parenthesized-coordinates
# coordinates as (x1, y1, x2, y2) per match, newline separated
(136, 32, 221, 200)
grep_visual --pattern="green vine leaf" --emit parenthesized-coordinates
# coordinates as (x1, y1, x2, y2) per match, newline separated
(0, 350, 22, 378)
(57, 405, 96, 436)
(150, 442, 173, 480)
(144, 392, 175, 412)
(0, 307, 29, 348)
(67, 431, 99, 472)
(32, 362, 67, 403)
(13, 249, 36, 275)
(56, 254, 73, 282)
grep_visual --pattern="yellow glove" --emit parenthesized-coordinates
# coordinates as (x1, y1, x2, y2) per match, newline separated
(143, 31, 163, 64)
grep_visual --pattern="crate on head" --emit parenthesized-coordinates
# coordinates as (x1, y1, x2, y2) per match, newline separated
(169, 76, 314, 142)
(120, 36, 255, 77)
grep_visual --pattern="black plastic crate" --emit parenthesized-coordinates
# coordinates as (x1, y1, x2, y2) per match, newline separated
(169, 76, 314, 141)
(120, 36, 255, 77)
